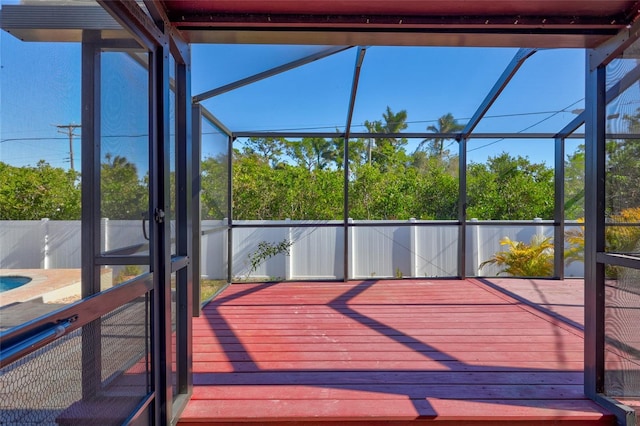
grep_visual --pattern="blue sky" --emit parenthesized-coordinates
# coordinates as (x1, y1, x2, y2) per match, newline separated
(1, 28, 587, 173)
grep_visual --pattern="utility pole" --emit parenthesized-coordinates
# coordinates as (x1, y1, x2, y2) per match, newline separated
(56, 124, 81, 170)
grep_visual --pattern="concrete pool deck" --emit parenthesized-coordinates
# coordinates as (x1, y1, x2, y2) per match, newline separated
(0, 269, 112, 331)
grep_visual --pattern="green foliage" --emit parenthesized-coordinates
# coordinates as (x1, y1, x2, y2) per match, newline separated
(606, 207, 640, 253)
(194, 110, 561, 222)
(564, 145, 585, 220)
(247, 239, 293, 276)
(101, 154, 148, 219)
(0, 161, 80, 220)
(395, 267, 403, 279)
(285, 137, 336, 171)
(115, 265, 143, 284)
(242, 137, 287, 168)
(201, 154, 228, 219)
(480, 235, 554, 277)
(564, 208, 640, 269)
(467, 152, 554, 220)
(364, 107, 409, 170)
(606, 139, 640, 216)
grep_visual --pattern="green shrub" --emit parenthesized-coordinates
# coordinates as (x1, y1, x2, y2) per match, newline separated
(480, 234, 554, 277)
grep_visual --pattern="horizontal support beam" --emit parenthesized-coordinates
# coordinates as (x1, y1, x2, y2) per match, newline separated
(597, 252, 640, 269)
(232, 131, 587, 139)
(173, 12, 631, 30)
(0, 274, 153, 367)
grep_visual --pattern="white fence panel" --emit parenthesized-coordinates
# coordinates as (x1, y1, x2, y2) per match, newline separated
(201, 220, 227, 280)
(0, 219, 586, 279)
(416, 225, 459, 277)
(290, 224, 343, 280)
(232, 221, 290, 280)
(467, 221, 555, 277)
(0, 220, 43, 268)
(47, 221, 81, 268)
(105, 220, 149, 255)
(351, 223, 412, 279)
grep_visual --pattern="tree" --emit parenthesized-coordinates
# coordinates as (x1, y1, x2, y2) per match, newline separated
(101, 154, 147, 219)
(467, 153, 554, 220)
(0, 161, 80, 220)
(364, 106, 409, 169)
(606, 138, 640, 216)
(201, 154, 228, 219)
(242, 137, 287, 168)
(331, 135, 365, 170)
(564, 144, 585, 220)
(285, 137, 336, 171)
(418, 113, 464, 158)
(602, 109, 640, 216)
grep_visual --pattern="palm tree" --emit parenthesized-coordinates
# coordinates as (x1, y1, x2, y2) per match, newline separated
(418, 113, 464, 157)
(364, 106, 408, 167)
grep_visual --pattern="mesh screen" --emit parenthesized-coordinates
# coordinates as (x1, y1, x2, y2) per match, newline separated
(605, 40, 640, 257)
(171, 273, 178, 397)
(602, 37, 640, 403)
(605, 267, 640, 397)
(0, 296, 151, 425)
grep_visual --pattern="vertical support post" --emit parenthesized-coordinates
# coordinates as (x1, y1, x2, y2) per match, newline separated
(554, 137, 565, 279)
(41, 218, 50, 269)
(584, 51, 607, 398)
(343, 138, 350, 282)
(409, 218, 417, 277)
(285, 218, 292, 280)
(150, 40, 173, 425)
(175, 54, 193, 397)
(80, 30, 102, 400)
(458, 137, 467, 279)
(227, 136, 234, 284)
(101, 218, 109, 253)
(348, 218, 355, 279)
(470, 218, 480, 276)
(191, 104, 202, 315)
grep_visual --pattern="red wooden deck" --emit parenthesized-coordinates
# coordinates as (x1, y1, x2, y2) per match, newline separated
(179, 279, 615, 425)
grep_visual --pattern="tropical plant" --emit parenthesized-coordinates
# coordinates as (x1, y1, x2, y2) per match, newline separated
(564, 208, 640, 268)
(564, 218, 584, 266)
(364, 106, 409, 169)
(606, 207, 640, 253)
(480, 234, 554, 277)
(417, 112, 464, 158)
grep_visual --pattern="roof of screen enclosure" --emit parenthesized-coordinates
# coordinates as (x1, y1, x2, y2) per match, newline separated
(3, 0, 640, 138)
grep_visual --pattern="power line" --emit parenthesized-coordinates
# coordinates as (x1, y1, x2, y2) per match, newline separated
(467, 98, 585, 153)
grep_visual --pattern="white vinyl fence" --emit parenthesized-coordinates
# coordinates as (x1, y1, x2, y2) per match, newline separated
(0, 219, 585, 279)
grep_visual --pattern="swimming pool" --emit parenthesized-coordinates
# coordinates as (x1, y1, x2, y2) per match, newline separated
(0, 276, 32, 292)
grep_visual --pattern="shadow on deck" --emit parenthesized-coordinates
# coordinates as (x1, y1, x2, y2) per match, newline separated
(179, 278, 616, 425)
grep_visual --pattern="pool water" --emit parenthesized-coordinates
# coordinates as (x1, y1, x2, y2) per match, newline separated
(0, 276, 32, 292)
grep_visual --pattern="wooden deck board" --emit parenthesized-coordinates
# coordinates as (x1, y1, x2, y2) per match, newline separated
(179, 279, 615, 425)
